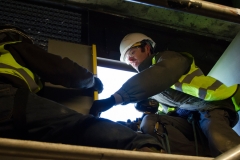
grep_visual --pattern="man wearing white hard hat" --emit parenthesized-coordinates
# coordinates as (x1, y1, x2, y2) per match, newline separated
(90, 33, 240, 157)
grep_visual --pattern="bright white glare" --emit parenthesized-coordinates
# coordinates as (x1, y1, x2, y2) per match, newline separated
(97, 66, 143, 122)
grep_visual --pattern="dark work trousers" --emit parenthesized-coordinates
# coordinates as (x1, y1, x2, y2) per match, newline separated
(140, 114, 211, 157)
(199, 109, 240, 157)
(0, 84, 161, 150)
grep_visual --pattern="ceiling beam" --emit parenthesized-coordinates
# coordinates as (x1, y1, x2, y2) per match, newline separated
(32, 0, 240, 41)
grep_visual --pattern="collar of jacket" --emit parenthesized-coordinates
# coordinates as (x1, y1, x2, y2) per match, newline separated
(138, 52, 160, 72)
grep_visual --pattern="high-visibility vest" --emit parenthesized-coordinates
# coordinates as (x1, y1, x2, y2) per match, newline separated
(0, 42, 42, 93)
(152, 52, 240, 111)
(157, 103, 175, 114)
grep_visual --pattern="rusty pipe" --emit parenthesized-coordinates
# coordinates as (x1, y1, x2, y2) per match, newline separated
(125, 0, 240, 24)
(0, 138, 213, 160)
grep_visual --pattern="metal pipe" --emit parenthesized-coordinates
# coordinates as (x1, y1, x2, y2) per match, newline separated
(214, 144, 240, 160)
(97, 57, 136, 73)
(125, 0, 240, 24)
(0, 138, 213, 160)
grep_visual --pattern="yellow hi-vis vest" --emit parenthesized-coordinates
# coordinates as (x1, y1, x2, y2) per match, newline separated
(0, 42, 42, 93)
(152, 52, 240, 111)
(158, 103, 175, 114)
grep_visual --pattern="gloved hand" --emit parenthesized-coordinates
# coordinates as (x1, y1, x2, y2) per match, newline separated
(135, 98, 159, 113)
(92, 77, 103, 93)
(89, 95, 116, 117)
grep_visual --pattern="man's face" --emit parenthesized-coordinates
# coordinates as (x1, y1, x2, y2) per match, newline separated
(125, 45, 151, 70)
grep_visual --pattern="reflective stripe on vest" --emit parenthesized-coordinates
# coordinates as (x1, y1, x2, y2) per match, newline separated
(152, 52, 238, 102)
(0, 42, 42, 93)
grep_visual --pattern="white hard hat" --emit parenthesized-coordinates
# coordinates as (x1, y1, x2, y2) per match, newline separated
(119, 33, 156, 63)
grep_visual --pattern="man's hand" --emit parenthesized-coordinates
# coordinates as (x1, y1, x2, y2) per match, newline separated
(89, 95, 116, 117)
(92, 77, 103, 93)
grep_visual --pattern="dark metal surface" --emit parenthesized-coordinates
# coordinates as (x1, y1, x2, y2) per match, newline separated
(0, 0, 86, 50)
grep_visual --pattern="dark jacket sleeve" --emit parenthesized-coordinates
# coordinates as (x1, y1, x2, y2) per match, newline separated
(114, 51, 192, 104)
(5, 42, 94, 89)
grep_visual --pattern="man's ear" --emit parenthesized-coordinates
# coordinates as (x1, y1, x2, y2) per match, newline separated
(145, 44, 151, 56)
